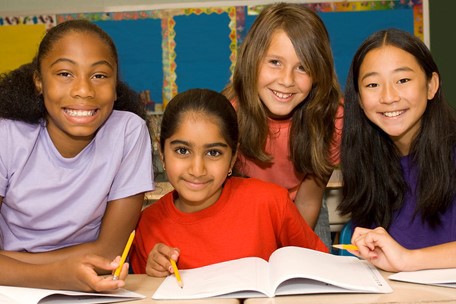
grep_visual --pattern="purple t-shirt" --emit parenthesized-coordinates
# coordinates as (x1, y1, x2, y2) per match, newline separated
(0, 110, 154, 252)
(388, 155, 456, 249)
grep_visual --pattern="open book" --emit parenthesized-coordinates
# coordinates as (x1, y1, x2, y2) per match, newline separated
(389, 268, 456, 288)
(0, 286, 145, 304)
(152, 246, 392, 299)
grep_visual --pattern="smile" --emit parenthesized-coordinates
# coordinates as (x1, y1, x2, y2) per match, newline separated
(382, 110, 404, 118)
(272, 90, 293, 99)
(64, 108, 97, 117)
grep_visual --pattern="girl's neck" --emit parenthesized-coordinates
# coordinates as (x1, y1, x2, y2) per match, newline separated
(173, 188, 223, 213)
(46, 125, 94, 158)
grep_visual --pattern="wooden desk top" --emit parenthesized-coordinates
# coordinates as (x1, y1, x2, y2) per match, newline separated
(326, 168, 342, 188)
(144, 182, 174, 202)
(122, 275, 240, 303)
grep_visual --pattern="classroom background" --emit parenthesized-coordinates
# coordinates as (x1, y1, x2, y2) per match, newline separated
(1, 0, 455, 111)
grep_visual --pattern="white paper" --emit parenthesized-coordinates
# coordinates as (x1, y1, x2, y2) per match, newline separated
(389, 268, 456, 288)
(0, 286, 145, 304)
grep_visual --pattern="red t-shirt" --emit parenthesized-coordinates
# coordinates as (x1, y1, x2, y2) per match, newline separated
(236, 105, 343, 200)
(130, 177, 328, 273)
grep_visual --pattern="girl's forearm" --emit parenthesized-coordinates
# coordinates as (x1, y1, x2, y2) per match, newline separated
(406, 241, 456, 271)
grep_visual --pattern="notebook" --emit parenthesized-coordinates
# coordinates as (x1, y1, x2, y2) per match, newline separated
(153, 246, 392, 299)
(0, 285, 145, 304)
(389, 268, 456, 288)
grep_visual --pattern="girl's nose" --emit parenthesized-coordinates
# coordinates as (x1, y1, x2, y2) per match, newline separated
(380, 83, 400, 104)
(189, 156, 206, 177)
(278, 68, 295, 87)
(71, 78, 95, 99)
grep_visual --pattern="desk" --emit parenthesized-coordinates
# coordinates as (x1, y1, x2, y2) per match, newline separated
(144, 182, 174, 205)
(326, 168, 342, 188)
(122, 275, 240, 303)
(244, 270, 456, 304)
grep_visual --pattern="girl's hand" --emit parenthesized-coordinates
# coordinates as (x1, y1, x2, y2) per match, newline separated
(145, 243, 180, 277)
(57, 254, 128, 292)
(351, 227, 411, 272)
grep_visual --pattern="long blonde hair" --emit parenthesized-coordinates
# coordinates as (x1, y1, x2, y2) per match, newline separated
(223, 3, 341, 180)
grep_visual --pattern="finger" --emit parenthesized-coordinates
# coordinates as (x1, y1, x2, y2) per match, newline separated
(116, 262, 130, 281)
(351, 227, 370, 242)
(146, 267, 170, 277)
(81, 254, 119, 272)
(155, 243, 179, 259)
(91, 277, 125, 292)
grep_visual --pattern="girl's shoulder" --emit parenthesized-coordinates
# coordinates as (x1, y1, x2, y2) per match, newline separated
(96, 110, 148, 141)
(0, 118, 41, 142)
(106, 110, 146, 128)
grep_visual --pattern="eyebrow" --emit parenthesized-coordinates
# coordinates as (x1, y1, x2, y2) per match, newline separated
(360, 66, 415, 81)
(50, 58, 115, 70)
(169, 139, 229, 149)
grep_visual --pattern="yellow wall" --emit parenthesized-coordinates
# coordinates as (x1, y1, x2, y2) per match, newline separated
(0, 24, 46, 73)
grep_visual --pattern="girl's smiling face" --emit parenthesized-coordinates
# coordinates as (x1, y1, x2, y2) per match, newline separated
(257, 29, 313, 120)
(358, 45, 439, 155)
(162, 112, 236, 213)
(34, 31, 117, 157)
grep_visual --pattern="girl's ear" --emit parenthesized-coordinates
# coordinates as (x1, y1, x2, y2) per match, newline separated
(33, 71, 42, 94)
(427, 72, 440, 100)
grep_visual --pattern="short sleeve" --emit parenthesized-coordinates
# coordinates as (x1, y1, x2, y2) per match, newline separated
(108, 116, 154, 201)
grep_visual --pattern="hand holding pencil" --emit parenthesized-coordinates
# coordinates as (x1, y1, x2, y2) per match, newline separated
(170, 258, 183, 288)
(113, 230, 135, 280)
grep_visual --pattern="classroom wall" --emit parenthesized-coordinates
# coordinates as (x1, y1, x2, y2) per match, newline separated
(429, 0, 456, 109)
(0, 0, 300, 15)
(0, 1, 424, 109)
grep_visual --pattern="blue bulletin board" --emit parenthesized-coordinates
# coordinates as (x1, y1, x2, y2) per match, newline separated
(174, 12, 232, 93)
(93, 19, 163, 106)
(321, 8, 414, 89)
(0, 1, 424, 108)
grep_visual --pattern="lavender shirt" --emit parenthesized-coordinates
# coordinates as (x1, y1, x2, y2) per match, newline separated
(387, 155, 456, 249)
(0, 110, 154, 252)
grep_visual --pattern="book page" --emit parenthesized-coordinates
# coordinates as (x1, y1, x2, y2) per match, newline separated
(268, 246, 392, 294)
(152, 257, 271, 299)
(389, 268, 456, 288)
(0, 286, 145, 304)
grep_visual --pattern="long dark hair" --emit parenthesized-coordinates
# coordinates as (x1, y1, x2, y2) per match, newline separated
(338, 28, 456, 228)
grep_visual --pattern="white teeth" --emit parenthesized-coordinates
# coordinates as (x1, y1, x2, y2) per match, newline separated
(273, 90, 293, 99)
(65, 109, 96, 117)
(383, 110, 403, 117)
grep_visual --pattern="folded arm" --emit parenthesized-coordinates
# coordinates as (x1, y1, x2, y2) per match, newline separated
(0, 193, 144, 290)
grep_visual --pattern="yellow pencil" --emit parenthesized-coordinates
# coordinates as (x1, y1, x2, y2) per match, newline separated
(113, 230, 135, 280)
(170, 258, 183, 288)
(332, 244, 359, 251)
